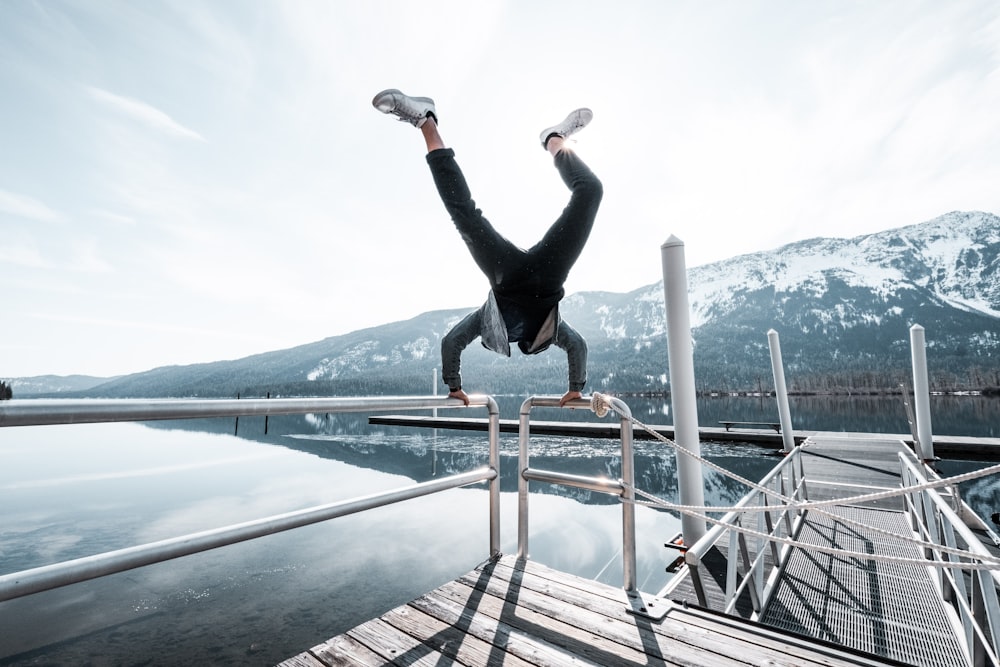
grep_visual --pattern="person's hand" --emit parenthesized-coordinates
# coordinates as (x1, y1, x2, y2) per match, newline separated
(448, 389, 470, 405)
(559, 390, 583, 407)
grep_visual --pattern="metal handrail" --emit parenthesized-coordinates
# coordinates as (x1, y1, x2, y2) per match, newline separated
(0, 395, 500, 604)
(683, 446, 807, 615)
(0, 395, 483, 426)
(899, 454, 1000, 667)
(516, 395, 637, 592)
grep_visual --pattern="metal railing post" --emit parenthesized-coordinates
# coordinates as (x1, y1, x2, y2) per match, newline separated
(616, 396, 637, 593)
(661, 235, 707, 544)
(516, 395, 636, 592)
(910, 324, 935, 460)
(767, 329, 795, 453)
(486, 396, 501, 558)
(517, 397, 533, 559)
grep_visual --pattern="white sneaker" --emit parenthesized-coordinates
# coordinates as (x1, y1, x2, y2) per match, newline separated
(372, 89, 437, 127)
(539, 108, 593, 148)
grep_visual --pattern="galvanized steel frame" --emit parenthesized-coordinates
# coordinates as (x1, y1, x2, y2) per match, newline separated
(683, 445, 808, 616)
(516, 395, 638, 592)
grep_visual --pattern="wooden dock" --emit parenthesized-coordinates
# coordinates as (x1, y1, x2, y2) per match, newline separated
(279, 553, 895, 667)
(368, 414, 801, 446)
(368, 415, 1000, 457)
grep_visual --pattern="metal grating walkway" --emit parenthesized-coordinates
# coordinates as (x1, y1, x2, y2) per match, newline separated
(761, 505, 967, 667)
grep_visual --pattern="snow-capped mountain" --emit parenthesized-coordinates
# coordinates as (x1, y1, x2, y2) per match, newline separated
(690, 209, 999, 324)
(560, 211, 999, 392)
(15, 211, 999, 398)
(562, 211, 999, 340)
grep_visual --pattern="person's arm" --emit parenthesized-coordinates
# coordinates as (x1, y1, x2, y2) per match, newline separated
(441, 309, 483, 405)
(553, 320, 587, 406)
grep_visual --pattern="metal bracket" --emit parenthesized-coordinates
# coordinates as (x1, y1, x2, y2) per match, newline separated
(625, 591, 672, 621)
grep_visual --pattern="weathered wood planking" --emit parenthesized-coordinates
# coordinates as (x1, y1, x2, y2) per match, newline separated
(280, 554, 896, 666)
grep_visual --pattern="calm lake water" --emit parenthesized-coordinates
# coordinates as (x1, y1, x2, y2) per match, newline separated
(1, 394, 998, 665)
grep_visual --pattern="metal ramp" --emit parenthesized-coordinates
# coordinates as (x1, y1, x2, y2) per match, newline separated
(666, 434, 1000, 667)
(762, 505, 968, 667)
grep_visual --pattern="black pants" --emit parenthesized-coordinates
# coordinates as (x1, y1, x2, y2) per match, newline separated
(426, 147, 603, 300)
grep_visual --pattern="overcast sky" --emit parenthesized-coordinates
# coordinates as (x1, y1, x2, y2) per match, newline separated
(2, 1, 999, 378)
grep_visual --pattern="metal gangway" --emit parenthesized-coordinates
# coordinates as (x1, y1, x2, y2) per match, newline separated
(657, 433, 1000, 667)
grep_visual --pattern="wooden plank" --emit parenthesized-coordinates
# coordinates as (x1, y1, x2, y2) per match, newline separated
(275, 652, 329, 667)
(440, 578, 733, 666)
(720, 421, 781, 432)
(381, 603, 537, 667)
(307, 633, 388, 667)
(409, 584, 608, 666)
(346, 617, 454, 667)
(419, 580, 668, 666)
(473, 558, 874, 667)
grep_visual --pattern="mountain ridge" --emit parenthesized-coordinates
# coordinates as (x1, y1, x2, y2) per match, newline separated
(10, 211, 999, 398)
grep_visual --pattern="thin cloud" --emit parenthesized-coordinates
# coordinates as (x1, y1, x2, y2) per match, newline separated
(0, 239, 112, 273)
(92, 208, 138, 226)
(0, 189, 62, 223)
(0, 244, 49, 269)
(86, 86, 206, 141)
(28, 311, 276, 343)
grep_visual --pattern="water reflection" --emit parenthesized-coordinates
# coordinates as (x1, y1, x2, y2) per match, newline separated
(142, 407, 780, 510)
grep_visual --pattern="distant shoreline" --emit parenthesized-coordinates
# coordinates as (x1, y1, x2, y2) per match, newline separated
(615, 387, 1000, 398)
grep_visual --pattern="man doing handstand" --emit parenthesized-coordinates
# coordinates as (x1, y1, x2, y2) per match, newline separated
(373, 89, 603, 407)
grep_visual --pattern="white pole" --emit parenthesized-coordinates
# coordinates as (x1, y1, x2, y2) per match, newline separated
(767, 330, 795, 453)
(432, 367, 438, 418)
(910, 324, 935, 460)
(661, 235, 707, 544)
(431, 368, 439, 466)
